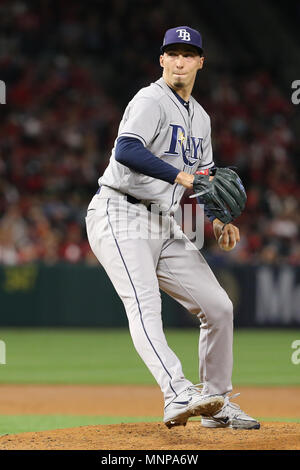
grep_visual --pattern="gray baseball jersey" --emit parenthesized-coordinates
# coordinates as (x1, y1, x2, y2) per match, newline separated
(99, 77, 214, 212)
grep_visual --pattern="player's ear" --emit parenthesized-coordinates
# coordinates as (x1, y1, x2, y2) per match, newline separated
(159, 54, 164, 68)
(198, 56, 205, 70)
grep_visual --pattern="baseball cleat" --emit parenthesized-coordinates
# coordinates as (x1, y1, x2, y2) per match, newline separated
(164, 384, 224, 429)
(201, 393, 260, 430)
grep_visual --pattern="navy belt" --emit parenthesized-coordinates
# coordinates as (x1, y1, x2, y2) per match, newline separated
(126, 194, 144, 205)
(95, 187, 170, 216)
(125, 196, 173, 217)
(96, 186, 144, 205)
(125, 193, 154, 213)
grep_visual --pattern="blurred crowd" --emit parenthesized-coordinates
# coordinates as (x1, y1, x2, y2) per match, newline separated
(0, 0, 299, 265)
(184, 71, 300, 266)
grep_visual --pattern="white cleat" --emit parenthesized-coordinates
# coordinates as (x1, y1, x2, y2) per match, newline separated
(164, 384, 224, 429)
(201, 393, 260, 430)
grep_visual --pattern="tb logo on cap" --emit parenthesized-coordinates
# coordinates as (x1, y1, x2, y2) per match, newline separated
(176, 28, 191, 41)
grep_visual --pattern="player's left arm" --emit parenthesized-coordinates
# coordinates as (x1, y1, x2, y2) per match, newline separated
(175, 172, 241, 251)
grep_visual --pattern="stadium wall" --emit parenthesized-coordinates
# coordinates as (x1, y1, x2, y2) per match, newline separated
(0, 264, 299, 327)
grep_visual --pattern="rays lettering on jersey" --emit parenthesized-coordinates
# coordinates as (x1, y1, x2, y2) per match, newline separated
(164, 124, 203, 166)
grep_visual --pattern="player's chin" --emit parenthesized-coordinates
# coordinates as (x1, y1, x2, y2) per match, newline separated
(173, 80, 185, 88)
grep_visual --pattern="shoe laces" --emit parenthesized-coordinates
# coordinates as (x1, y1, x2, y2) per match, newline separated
(222, 393, 250, 418)
(187, 383, 204, 396)
(224, 392, 241, 407)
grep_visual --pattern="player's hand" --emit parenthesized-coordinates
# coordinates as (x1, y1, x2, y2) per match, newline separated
(175, 172, 214, 189)
(175, 171, 194, 188)
(213, 218, 240, 251)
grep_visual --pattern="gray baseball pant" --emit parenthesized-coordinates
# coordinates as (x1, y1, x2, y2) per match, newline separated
(86, 188, 233, 406)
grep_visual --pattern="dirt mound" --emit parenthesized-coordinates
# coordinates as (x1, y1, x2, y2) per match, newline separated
(0, 385, 299, 450)
(0, 421, 300, 450)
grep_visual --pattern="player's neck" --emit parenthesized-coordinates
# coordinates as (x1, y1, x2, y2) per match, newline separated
(172, 87, 191, 102)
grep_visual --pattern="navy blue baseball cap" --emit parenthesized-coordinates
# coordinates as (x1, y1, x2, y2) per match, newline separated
(161, 26, 203, 54)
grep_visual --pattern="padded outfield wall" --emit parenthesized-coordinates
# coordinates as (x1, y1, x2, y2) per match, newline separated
(0, 263, 299, 327)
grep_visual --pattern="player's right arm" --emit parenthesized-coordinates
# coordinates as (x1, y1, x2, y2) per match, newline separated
(115, 136, 180, 184)
(174, 171, 194, 188)
(115, 97, 181, 184)
(115, 96, 206, 191)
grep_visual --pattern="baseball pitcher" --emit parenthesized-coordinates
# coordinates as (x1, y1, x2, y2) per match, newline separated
(86, 26, 259, 430)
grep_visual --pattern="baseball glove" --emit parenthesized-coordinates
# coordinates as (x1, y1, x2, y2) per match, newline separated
(190, 167, 247, 224)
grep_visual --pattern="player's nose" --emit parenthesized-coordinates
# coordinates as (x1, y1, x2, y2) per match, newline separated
(175, 55, 184, 67)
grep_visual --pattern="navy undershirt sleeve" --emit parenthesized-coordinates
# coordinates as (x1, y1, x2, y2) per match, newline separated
(115, 136, 180, 184)
(115, 136, 216, 221)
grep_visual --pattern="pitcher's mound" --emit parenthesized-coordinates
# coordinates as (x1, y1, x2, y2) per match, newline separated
(1, 422, 300, 450)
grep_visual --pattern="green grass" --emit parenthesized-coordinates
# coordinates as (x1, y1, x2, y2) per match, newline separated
(0, 415, 162, 436)
(231, 329, 300, 385)
(257, 417, 300, 423)
(0, 328, 299, 436)
(0, 328, 299, 385)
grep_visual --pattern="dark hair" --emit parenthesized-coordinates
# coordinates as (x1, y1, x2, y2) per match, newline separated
(163, 44, 203, 57)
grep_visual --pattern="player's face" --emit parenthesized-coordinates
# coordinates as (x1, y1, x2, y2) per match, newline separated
(160, 45, 204, 92)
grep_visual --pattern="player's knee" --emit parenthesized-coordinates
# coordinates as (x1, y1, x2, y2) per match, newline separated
(215, 295, 233, 328)
(222, 295, 234, 322)
(204, 293, 233, 327)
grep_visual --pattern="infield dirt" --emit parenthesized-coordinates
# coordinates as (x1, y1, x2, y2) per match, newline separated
(0, 385, 299, 450)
